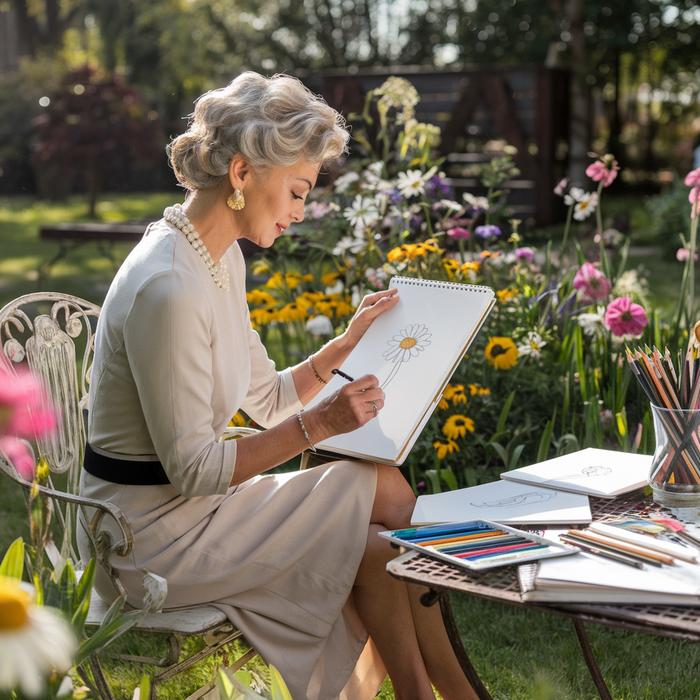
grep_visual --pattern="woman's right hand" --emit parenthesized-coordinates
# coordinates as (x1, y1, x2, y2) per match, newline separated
(304, 374, 385, 442)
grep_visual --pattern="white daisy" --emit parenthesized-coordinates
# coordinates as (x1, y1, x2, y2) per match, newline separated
(0, 577, 77, 698)
(577, 307, 606, 337)
(305, 315, 334, 337)
(462, 192, 490, 210)
(396, 170, 426, 198)
(517, 331, 547, 358)
(332, 235, 365, 256)
(573, 192, 599, 221)
(333, 171, 360, 194)
(343, 195, 380, 232)
(564, 186, 586, 206)
(396, 166, 437, 199)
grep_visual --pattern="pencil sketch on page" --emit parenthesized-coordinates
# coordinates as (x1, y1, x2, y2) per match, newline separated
(469, 491, 556, 508)
(381, 323, 432, 389)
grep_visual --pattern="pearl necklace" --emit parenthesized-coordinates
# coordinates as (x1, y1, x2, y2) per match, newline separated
(163, 204, 230, 291)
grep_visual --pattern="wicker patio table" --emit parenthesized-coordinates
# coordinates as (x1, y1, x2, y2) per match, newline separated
(386, 493, 700, 700)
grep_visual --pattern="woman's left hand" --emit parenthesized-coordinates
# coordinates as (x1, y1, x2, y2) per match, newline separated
(342, 288, 399, 348)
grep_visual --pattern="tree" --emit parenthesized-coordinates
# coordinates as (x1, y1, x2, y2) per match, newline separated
(31, 66, 162, 215)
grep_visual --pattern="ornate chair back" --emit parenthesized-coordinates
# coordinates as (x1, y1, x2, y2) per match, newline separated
(0, 292, 100, 564)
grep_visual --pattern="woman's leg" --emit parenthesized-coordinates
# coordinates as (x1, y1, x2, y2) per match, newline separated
(356, 464, 479, 700)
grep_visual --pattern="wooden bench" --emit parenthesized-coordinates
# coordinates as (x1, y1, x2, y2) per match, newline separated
(38, 223, 147, 285)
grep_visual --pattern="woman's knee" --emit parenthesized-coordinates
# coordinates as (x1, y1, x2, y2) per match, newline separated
(371, 464, 415, 528)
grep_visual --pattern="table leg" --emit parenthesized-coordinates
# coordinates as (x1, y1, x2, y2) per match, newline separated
(424, 590, 493, 700)
(572, 619, 612, 700)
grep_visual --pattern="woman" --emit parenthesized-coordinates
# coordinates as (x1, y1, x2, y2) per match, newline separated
(80, 71, 478, 700)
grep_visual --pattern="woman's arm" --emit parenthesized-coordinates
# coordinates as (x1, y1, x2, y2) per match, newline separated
(231, 373, 384, 485)
(291, 288, 399, 404)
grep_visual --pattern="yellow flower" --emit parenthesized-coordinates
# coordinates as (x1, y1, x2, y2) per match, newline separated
(485, 337, 519, 370)
(468, 383, 491, 397)
(277, 302, 308, 322)
(460, 261, 480, 282)
(443, 258, 460, 278)
(249, 305, 278, 327)
(443, 383, 467, 405)
(246, 288, 277, 306)
(438, 397, 449, 410)
(228, 411, 247, 427)
(251, 259, 270, 275)
(321, 270, 343, 286)
(442, 414, 475, 440)
(496, 287, 518, 304)
(422, 238, 442, 253)
(433, 438, 460, 460)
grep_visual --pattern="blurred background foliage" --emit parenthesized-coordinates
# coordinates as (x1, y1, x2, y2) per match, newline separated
(2, 0, 700, 197)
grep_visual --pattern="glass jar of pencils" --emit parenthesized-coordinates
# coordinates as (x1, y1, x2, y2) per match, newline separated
(649, 403, 700, 509)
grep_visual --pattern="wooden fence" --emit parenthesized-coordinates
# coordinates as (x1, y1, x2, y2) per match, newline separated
(304, 65, 570, 225)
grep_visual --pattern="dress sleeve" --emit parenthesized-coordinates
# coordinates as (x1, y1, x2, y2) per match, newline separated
(240, 324, 303, 428)
(123, 273, 236, 497)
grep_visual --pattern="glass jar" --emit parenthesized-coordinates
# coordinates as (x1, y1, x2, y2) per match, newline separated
(649, 403, 700, 508)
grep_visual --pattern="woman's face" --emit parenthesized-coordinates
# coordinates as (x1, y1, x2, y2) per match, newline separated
(235, 158, 320, 248)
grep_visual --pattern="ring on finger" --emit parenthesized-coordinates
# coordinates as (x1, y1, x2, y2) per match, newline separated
(370, 400, 378, 417)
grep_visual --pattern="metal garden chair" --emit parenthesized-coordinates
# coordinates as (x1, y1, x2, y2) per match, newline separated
(0, 292, 262, 699)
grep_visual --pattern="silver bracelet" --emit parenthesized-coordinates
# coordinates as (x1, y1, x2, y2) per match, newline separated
(296, 411, 317, 452)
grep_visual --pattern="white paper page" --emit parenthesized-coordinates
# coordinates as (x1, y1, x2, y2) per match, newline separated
(536, 550, 700, 596)
(307, 278, 494, 463)
(411, 480, 591, 525)
(500, 448, 652, 497)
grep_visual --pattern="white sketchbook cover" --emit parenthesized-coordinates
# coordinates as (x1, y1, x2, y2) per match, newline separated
(307, 276, 495, 465)
(411, 480, 592, 526)
(500, 448, 652, 498)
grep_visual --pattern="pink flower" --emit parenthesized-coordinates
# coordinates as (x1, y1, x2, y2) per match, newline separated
(447, 226, 471, 240)
(554, 178, 569, 197)
(515, 247, 535, 262)
(690, 188, 700, 204)
(586, 158, 619, 188)
(0, 365, 56, 439)
(604, 297, 649, 338)
(573, 262, 611, 301)
(685, 168, 700, 187)
(0, 436, 35, 481)
(676, 247, 699, 262)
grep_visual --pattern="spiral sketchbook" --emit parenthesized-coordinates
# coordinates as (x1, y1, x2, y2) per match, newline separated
(306, 276, 495, 465)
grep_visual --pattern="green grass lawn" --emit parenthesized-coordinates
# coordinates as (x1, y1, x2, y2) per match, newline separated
(2, 192, 700, 699)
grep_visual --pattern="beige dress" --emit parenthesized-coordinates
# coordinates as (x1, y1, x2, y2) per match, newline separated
(78, 219, 385, 699)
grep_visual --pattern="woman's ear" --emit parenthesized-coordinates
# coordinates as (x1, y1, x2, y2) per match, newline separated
(228, 155, 250, 189)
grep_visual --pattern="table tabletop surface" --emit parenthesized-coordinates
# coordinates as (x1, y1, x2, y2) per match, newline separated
(387, 492, 700, 641)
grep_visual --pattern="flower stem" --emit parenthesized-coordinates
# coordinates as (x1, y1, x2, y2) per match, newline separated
(688, 200, 699, 324)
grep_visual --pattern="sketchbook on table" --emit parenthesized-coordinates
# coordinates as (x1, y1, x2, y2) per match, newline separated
(411, 479, 592, 526)
(306, 276, 495, 465)
(500, 448, 652, 498)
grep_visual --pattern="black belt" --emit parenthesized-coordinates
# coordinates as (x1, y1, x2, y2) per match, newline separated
(83, 443, 170, 485)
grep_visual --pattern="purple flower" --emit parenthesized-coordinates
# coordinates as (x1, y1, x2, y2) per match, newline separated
(447, 226, 471, 240)
(474, 224, 501, 240)
(387, 188, 403, 204)
(515, 247, 535, 262)
(425, 174, 452, 199)
(604, 297, 648, 337)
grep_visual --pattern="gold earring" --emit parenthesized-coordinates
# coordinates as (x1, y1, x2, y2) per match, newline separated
(227, 188, 245, 211)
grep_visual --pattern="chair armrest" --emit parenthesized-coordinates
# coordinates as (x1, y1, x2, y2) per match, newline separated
(10, 477, 134, 558)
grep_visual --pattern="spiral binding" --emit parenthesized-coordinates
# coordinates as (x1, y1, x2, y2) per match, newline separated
(390, 276, 493, 294)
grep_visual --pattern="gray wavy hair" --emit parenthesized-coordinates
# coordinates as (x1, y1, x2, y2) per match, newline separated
(167, 72, 350, 191)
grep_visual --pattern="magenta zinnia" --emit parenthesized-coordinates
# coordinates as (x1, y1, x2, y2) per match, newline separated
(604, 297, 648, 338)
(573, 262, 611, 302)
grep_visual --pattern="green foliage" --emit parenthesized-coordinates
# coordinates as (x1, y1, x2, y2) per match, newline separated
(646, 179, 693, 259)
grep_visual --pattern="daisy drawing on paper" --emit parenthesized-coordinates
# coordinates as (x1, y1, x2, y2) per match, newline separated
(381, 323, 432, 389)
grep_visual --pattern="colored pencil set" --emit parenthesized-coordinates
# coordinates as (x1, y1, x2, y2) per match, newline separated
(380, 520, 573, 571)
(625, 345, 700, 489)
